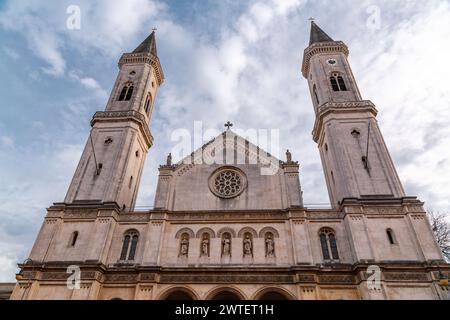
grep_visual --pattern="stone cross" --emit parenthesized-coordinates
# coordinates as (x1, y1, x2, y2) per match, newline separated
(224, 121, 233, 130)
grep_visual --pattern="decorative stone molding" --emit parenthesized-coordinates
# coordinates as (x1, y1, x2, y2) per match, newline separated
(119, 52, 164, 85)
(42, 272, 69, 280)
(384, 272, 429, 281)
(118, 213, 149, 222)
(45, 218, 58, 224)
(258, 227, 280, 238)
(301, 41, 349, 78)
(301, 286, 315, 293)
(175, 228, 195, 239)
(139, 285, 153, 292)
(159, 274, 294, 284)
(140, 273, 157, 282)
(312, 101, 378, 142)
(298, 274, 316, 283)
(91, 111, 153, 148)
(105, 274, 138, 283)
(217, 227, 237, 238)
(318, 275, 355, 284)
(195, 227, 216, 238)
(237, 227, 258, 238)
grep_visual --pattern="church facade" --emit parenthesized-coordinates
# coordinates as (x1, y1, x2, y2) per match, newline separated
(10, 22, 449, 300)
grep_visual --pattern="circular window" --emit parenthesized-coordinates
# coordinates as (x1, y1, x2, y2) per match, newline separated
(209, 167, 247, 199)
(327, 59, 337, 66)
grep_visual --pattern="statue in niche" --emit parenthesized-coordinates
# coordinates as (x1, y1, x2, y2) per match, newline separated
(265, 233, 275, 257)
(166, 153, 172, 166)
(201, 234, 210, 257)
(222, 234, 231, 256)
(179, 234, 189, 257)
(243, 233, 253, 257)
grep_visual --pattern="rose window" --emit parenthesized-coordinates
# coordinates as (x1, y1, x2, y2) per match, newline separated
(209, 167, 247, 199)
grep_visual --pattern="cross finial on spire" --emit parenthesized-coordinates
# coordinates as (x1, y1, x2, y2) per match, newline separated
(224, 121, 233, 130)
(152, 27, 157, 32)
(308, 17, 315, 22)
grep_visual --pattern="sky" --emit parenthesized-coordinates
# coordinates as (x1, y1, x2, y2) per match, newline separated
(0, 0, 449, 281)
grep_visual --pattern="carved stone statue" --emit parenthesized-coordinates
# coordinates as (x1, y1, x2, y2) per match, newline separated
(166, 153, 172, 166)
(201, 236, 209, 257)
(179, 235, 189, 257)
(222, 234, 231, 256)
(286, 149, 292, 163)
(265, 234, 275, 257)
(243, 234, 253, 256)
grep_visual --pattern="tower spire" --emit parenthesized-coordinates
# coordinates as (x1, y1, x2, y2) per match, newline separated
(132, 29, 158, 56)
(309, 21, 334, 46)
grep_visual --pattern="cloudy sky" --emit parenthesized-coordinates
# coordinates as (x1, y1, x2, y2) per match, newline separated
(0, 0, 449, 281)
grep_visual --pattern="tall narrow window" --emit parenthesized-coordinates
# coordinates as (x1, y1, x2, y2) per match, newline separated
(144, 93, 152, 115)
(337, 76, 347, 91)
(320, 233, 330, 260)
(129, 176, 133, 189)
(128, 234, 138, 260)
(70, 231, 79, 247)
(118, 83, 134, 101)
(386, 229, 396, 245)
(313, 85, 319, 105)
(330, 76, 340, 91)
(329, 233, 339, 259)
(319, 228, 339, 261)
(119, 235, 130, 260)
(119, 230, 139, 261)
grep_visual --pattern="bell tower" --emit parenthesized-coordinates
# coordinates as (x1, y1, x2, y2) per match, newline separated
(302, 22, 405, 207)
(64, 31, 164, 211)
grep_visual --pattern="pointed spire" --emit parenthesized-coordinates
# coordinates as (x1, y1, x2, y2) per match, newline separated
(309, 21, 334, 46)
(132, 30, 158, 56)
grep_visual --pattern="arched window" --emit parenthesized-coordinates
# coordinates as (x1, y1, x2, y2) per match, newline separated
(118, 83, 134, 101)
(143, 93, 152, 115)
(319, 228, 339, 261)
(70, 231, 79, 247)
(337, 76, 347, 91)
(120, 230, 139, 261)
(330, 76, 340, 91)
(386, 228, 396, 245)
(313, 85, 319, 105)
(330, 74, 348, 92)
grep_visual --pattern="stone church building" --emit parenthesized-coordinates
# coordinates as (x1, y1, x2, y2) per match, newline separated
(10, 22, 449, 300)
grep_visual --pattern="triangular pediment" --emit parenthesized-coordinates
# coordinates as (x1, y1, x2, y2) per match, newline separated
(174, 130, 283, 176)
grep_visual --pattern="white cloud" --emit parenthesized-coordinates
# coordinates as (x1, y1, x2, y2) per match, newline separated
(68, 71, 108, 98)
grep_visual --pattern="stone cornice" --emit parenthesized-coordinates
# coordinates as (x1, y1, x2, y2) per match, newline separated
(301, 41, 349, 78)
(91, 110, 154, 148)
(119, 52, 164, 86)
(17, 262, 450, 286)
(312, 100, 378, 143)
